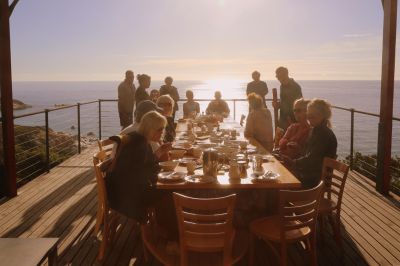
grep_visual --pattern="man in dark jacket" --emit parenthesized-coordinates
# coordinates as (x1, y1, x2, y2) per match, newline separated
(118, 70, 136, 129)
(246, 70, 268, 108)
(274, 67, 303, 131)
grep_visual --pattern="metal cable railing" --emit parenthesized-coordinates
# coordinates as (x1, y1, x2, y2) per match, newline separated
(6, 97, 400, 193)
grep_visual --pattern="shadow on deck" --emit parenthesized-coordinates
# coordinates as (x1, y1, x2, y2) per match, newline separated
(0, 145, 399, 265)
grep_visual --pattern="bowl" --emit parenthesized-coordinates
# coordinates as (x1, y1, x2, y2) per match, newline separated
(159, 161, 179, 171)
(169, 150, 186, 159)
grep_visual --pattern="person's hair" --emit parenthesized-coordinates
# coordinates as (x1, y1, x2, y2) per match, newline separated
(247, 92, 263, 111)
(308, 99, 332, 128)
(137, 74, 151, 85)
(164, 76, 173, 82)
(293, 98, 310, 110)
(125, 70, 133, 77)
(186, 90, 194, 98)
(252, 70, 260, 77)
(157, 95, 175, 116)
(150, 89, 159, 95)
(137, 111, 167, 139)
(275, 66, 288, 75)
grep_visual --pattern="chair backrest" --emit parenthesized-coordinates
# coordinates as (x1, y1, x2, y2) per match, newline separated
(93, 150, 110, 213)
(97, 139, 117, 159)
(320, 157, 350, 210)
(279, 181, 324, 240)
(173, 192, 236, 265)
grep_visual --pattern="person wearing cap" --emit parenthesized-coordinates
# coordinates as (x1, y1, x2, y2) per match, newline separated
(159, 76, 180, 120)
(246, 70, 268, 108)
(118, 70, 136, 129)
(157, 95, 176, 143)
(206, 91, 230, 118)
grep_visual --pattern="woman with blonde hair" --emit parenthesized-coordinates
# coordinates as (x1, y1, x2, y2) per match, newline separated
(244, 93, 273, 152)
(106, 111, 166, 222)
(277, 98, 310, 158)
(283, 99, 337, 188)
(157, 95, 176, 142)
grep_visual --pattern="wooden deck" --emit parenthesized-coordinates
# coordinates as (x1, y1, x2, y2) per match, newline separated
(0, 145, 399, 266)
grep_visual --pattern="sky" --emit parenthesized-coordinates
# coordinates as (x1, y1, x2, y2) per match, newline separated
(8, 0, 398, 81)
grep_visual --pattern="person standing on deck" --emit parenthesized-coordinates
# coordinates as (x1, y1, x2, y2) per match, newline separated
(118, 70, 136, 130)
(274, 66, 303, 131)
(159, 76, 180, 120)
(246, 70, 268, 108)
(135, 74, 151, 106)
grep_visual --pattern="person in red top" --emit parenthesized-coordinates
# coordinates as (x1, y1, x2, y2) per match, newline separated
(277, 98, 310, 159)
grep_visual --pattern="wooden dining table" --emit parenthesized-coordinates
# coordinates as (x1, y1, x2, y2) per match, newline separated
(157, 119, 301, 191)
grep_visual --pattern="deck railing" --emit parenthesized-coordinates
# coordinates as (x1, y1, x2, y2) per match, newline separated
(3, 98, 400, 193)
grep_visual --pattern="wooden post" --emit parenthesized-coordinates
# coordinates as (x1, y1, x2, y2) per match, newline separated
(0, 0, 17, 197)
(376, 0, 397, 195)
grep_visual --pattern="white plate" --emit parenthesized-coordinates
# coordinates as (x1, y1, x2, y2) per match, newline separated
(185, 175, 215, 184)
(251, 171, 280, 182)
(158, 171, 186, 182)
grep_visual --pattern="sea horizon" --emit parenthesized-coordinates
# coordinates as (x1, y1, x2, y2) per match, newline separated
(6, 80, 400, 158)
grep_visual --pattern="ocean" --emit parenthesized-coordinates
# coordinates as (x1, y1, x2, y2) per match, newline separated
(8, 80, 400, 158)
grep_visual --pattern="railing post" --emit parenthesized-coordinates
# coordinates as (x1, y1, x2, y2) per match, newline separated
(77, 103, 81, 154)
(350, 108, 355, 170)
(44, 109, 50, 172)
(233, 100, 236, 121)
(98, 100, 102, 140)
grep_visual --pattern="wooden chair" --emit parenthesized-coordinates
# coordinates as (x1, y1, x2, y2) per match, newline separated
(249, 181, 324, 266)
(97, 138, 117, 159)
(93, 150, 120, 260)
(318, 157, 350, 248)
(173, 193, 248, 266)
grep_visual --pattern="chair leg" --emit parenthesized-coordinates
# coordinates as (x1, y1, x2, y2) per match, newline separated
(249, 234, 255, 266)
(318, 215, 325, 245)
(328, 212, 342, 248)
(97, 217, 110, 261)
(280, 243, 287, 266)
(93, 204, 104, 236)
(310, 235, 318, 266)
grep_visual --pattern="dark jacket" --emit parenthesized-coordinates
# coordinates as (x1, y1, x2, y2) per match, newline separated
(135, 86, 150, 106)
(294, 121, 337, 188)
(246, 80, 268, 107)
(105, 132, 160, 221)
(279, 78, 303, 130)
(164, 116, 176, 143)
(160, 85, 180, 112)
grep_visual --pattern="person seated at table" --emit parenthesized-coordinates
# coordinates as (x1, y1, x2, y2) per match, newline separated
(276, 98, 310, 159)
(206, 91, 230, 118)
(183, 90, 200, 119)
(135, 74, 151, 106)
(283, 99, 337, 188)
(244, 93, 273, 152)
(156, 95, 176, 143)
(105, 111, 166, 222)
(120, 100, 171, 161)
(150, 89, 160, 103)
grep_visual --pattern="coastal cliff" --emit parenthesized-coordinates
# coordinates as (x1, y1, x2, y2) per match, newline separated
(0, 98, 32, 110)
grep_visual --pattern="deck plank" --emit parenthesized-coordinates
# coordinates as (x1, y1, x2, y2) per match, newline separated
(0, 145, 399, 265)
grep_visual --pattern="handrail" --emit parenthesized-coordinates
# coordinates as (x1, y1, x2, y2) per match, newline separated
(4, 97, 399, 194)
